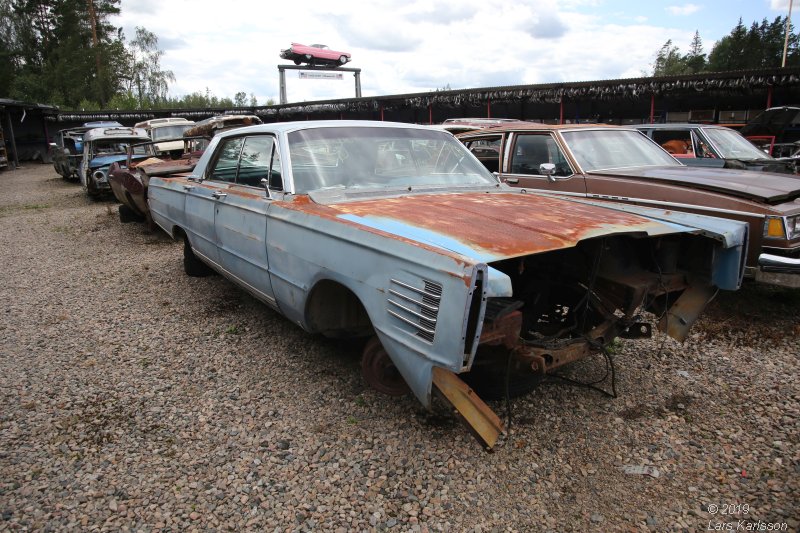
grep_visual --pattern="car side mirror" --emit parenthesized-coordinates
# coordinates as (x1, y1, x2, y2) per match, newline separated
(540, 163, 557, 182)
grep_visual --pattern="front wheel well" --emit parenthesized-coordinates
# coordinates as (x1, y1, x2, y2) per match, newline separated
(305, 279, 373, 339)
(172, 226, 187, 243)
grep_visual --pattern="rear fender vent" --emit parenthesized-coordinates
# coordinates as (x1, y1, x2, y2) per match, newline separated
(387, 278, 442, 343)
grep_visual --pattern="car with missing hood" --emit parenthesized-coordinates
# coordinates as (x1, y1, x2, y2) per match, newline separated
(80, 127, 151, 198)
(148, 121, 747, 448)
(458, 123, 800, 288)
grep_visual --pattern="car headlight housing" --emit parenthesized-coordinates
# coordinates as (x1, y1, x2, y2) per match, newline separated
(764, 215, 800, 240)
(787, 215, 800, 240)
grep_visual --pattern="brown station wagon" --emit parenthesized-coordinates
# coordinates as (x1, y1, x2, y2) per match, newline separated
(458, 124, 800, 288)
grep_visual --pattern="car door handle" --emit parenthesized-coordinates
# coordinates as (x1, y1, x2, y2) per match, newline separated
(212, 192, 227, 199)
(183, 185, 195, 191)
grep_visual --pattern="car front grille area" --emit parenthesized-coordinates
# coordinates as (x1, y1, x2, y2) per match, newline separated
(387, 278, 442, 343)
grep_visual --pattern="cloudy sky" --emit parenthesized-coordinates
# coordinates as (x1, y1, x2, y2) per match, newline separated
(111, 0, 793, 105)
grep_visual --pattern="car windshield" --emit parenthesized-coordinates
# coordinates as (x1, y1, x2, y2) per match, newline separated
(152, 125, 193, 141)
(703, 127, 771, 161)
(91, 139, 138, 156)
(562, 129, 681, 171)
(287, 127, 498, 193)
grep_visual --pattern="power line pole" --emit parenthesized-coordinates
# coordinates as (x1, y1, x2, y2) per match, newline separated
(782, 0, 794, 67)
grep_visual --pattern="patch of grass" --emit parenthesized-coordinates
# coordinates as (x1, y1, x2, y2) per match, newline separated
(605, 337, 624, 355)
(346, 416, 358, 425)
(51, 225, 74, 235)
(225, 325, 240, 335)
(0, 203, 50, 217)
(354, 395, 367, 407)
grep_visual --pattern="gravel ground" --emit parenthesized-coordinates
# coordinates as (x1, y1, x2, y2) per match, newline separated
(0, 163, 798, 532)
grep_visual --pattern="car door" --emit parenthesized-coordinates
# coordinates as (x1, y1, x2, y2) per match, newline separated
(212, 134, 279, 308)
(462, 134, 503, 173)
(501, 132, 587, 196)
(185, 136, 244, 265)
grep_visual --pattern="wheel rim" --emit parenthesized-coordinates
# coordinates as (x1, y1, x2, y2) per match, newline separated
(361, 337, 409, 396)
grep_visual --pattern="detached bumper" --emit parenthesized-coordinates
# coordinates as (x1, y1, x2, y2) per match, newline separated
(755, 253, 800, 288)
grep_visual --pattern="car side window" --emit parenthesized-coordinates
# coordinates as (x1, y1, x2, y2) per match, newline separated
(652, 130, 694, 156)
(464, 136, 502, 173)
(510, 134, 571, 176)
(237, 136, 273, 187)
(268, 141, 283, 191)
(208, 137, 245, 183)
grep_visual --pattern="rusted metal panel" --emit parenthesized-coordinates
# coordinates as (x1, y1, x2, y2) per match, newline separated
(658, 282, 717, 341)
(327, 192, 679, 262)
(432, 367, 504, 450)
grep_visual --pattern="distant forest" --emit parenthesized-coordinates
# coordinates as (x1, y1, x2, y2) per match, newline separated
(652, 16, 800, 76)
(1, 2, 798, 111)
(0, 0, 267, 110)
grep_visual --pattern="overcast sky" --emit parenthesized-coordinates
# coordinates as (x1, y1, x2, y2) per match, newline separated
(111, 0, 793, 105)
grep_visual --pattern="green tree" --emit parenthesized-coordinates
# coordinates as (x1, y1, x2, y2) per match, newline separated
(234, 91, 247, 107)
(123, 26, 175, 107)
(0, 0, 20, 96)
(5, 0, 125, 108)
(707, 17, 798, 70)
(684, 31, 706, 73)
(652, 39, 688, 76)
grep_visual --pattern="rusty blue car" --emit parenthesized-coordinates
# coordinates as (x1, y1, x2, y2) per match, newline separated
(148, 121, 747, 448)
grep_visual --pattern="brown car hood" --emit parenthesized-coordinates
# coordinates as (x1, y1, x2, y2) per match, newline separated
(314, 191, 685, 262)
(596, 166, 800, 204)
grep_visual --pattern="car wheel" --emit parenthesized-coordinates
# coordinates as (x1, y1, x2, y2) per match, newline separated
(293, 59, 301, 65)
(183, 238, 214, 277)
(361, 336, 410, 396)
(86, 180, 101, 200)
(339, 55, 347, 64)
(118, 204, 139, 223)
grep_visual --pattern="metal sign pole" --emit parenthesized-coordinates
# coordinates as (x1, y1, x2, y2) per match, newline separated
(354, 71, 362, 98)
(277, 65, 362, 104)
(279, 67, 287, 105)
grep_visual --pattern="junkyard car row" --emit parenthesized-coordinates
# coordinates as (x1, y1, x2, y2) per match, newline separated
(51, 118, 799, 447)
(107, 114, 263, 228)
(457, 124, 800, 288)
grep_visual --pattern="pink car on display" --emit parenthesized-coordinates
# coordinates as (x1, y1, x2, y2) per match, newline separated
(280, 43, 351, 67)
